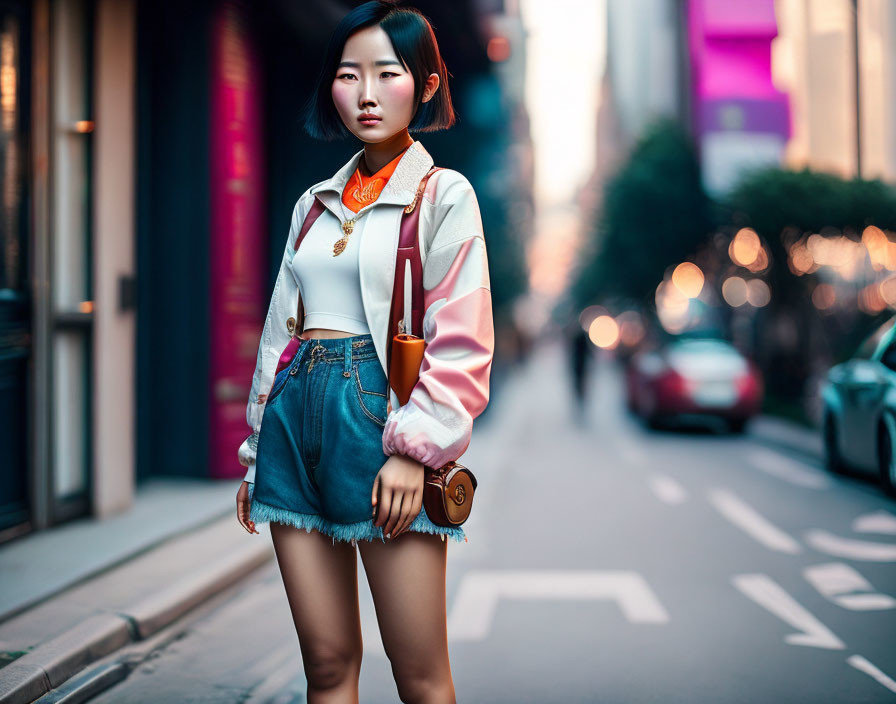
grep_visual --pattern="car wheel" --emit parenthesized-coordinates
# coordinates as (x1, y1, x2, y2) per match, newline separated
(823, 411, 847, 475)
(728, 417, 748, 434)
(878, 413, 896, 498)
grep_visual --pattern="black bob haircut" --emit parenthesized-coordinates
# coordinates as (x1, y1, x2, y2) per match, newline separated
(301, 1, 456, 141)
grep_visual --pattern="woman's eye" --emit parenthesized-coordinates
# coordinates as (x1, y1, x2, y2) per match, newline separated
(336, 71, 397, 80)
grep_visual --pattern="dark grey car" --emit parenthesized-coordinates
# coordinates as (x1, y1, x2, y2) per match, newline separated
(821, 314, 896, 497)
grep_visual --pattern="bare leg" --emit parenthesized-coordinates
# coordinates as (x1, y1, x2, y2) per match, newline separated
(358, 532, 456, 704)
(270, 523, 363, 704)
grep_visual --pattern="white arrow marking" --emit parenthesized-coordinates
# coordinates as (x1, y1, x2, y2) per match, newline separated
(805, 529, 896, 562)
(708, 488, 802, 554)
(847, 655, 896, 694)
(732, 573, 845, 650)
(803, 562, 896, 611)
(746, 448, 829, 489)
(853, 510, 896, 535)
(447, 570, 669, 642)
(649, 474, 687, 504)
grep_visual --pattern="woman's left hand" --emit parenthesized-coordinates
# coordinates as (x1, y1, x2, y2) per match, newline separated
(371, 454, 424, 539)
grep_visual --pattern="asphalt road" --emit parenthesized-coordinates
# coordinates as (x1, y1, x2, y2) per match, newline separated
(88, 340, 896, 703)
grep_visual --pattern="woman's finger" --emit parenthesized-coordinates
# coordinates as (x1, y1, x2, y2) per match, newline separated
(402, 491, 423, 537)
(397, 490, 422, 537)
(371, 474, 380, 517)
(375, 486, 393, 529)
(391, 492, 413, 537)
(383, 490, 405, 538)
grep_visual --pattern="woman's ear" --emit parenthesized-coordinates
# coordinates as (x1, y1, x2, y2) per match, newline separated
(421, 72, 440, 103)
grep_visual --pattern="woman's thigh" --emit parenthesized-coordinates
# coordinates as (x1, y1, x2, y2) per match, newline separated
(269, 523, 363, 668)
(357, 533, 451, 677)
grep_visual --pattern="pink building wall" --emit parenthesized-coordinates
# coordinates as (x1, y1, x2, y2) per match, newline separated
(208, 2, 267, 479)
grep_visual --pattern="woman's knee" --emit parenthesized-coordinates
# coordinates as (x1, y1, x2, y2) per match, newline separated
(393, 667, 455, 704)
(302, 641, 362, 692)
(390, 652, 454, 704)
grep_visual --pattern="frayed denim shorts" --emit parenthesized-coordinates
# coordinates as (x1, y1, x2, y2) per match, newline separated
(249, 333, 466, 545)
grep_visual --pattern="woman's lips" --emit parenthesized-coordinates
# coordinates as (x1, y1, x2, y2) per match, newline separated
(359, 117, 381, 126)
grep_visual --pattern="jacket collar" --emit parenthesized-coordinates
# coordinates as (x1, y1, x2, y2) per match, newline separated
(310, 139, 435, 210)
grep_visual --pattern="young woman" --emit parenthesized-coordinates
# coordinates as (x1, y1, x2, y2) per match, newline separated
(234, 2, 493, 702)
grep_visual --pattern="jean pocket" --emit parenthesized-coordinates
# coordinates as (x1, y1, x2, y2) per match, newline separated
(353, 361, 388, 426)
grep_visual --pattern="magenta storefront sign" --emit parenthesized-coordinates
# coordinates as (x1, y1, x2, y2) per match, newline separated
(208, 1, 267, 478)
(687, 0, 791, 193)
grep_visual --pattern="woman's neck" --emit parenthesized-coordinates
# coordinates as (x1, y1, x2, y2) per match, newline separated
(360, 130, 414, 176)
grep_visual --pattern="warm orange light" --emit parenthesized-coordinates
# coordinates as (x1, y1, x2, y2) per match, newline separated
(859, 283, 886, 314)
(879, 277, 896, 306)
(616, 310, 646, 347)
(578, 305, 607, 332)
(79, 300, 94, 313)
(863, 226, 887, 270)
(487, 36, 511, 62)
(730, 228, 761, 267)
(589, 315, 619, 349)
(788, 243, 815, 275)
(722, 277, 748, 307)
(74, 120, 95, 133)
(811, 283, 835, 310)
(746, 279, 771, 307)
(671, 262, 704, 298)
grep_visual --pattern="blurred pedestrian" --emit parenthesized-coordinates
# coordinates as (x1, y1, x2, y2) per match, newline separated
(569, 322, 593, 424)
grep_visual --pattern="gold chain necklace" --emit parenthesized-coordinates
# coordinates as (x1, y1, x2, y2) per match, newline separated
(333, 169, 362, 256)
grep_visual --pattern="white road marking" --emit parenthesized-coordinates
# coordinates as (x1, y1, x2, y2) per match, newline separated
(853, 510, 896, 535)
(732, 573, 845, 650)
(805, 529, 896, 562)
(803, 562, 896, 611)
(447, 570, 669, 642)
(648, 474, 687, 504)
(708, 488, 802, 554)
(745, 448, 829, 489)
(847, 655, 896, 694)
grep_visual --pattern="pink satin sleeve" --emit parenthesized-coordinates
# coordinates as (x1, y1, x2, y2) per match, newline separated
(382, 234, 494, 468)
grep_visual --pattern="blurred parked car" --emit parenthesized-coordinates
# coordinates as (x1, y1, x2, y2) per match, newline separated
(821, 314, 896, 497)
(626, 336, 763, 432)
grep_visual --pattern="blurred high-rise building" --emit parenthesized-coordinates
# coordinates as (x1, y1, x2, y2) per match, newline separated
(773, 0, 896, 184)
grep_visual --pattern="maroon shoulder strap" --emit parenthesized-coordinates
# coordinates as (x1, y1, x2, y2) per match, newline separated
(294, 196, 326, 251)
(387, 166, 443, 376)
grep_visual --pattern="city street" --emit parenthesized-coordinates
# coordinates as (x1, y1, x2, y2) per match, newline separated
(84, 339, 896, 703)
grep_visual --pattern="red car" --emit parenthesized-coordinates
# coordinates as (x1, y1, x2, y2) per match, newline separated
(626, 337, 763, 432)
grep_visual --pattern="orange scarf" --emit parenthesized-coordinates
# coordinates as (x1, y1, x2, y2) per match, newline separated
(341, 145, 410, 213)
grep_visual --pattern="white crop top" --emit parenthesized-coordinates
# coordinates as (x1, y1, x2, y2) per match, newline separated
(289, 207, 371, 335)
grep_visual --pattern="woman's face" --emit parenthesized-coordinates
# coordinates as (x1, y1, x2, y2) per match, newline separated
(331, 25, 421, 143)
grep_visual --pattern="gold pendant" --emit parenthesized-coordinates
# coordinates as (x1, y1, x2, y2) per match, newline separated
(333, 218, 355, 257)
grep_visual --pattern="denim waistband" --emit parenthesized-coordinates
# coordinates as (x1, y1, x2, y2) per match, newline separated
(296, 333, 378, 364)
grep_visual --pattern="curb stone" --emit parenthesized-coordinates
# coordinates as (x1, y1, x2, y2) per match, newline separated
(0, 540, 271, 704)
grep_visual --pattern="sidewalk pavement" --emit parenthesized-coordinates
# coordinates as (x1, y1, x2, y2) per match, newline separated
(0, 478, 271, 704)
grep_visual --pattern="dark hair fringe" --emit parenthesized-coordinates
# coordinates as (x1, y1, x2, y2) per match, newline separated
(300, 0, 456, 141)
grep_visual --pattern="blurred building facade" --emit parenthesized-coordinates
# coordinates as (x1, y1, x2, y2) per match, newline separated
(773, 0, 896, 184)
(3, 0, 524, 542)
(591, 0, 688, 190)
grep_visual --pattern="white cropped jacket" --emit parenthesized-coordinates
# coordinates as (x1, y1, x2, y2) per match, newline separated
(238, 140, 494, 483)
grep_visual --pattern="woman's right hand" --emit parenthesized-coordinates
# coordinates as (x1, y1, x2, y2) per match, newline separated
(237, 481, 258, 534)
